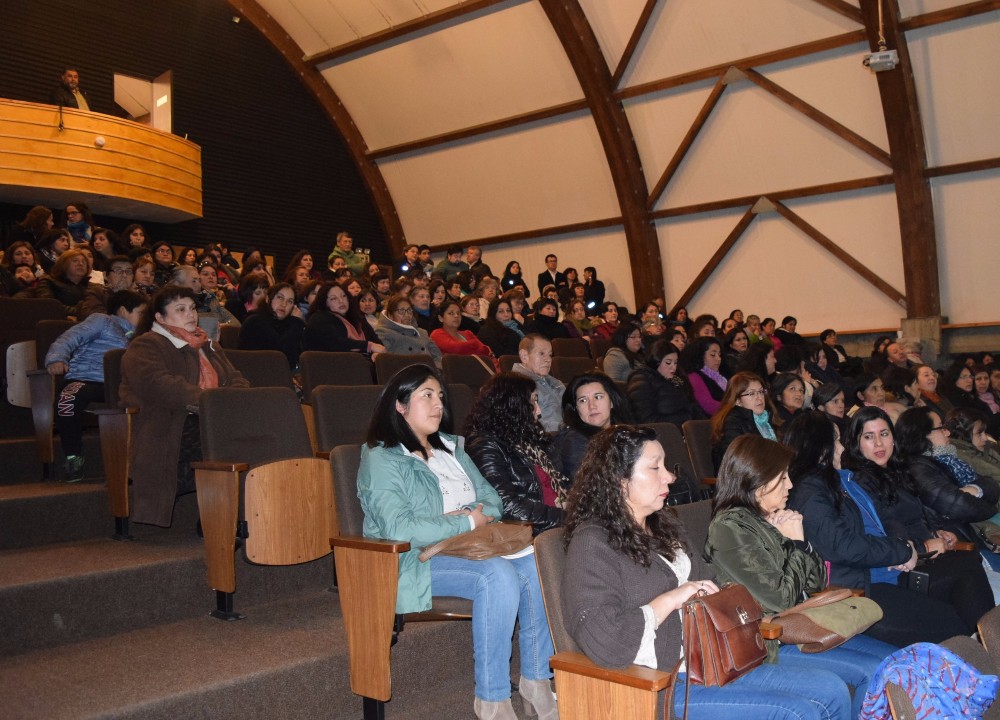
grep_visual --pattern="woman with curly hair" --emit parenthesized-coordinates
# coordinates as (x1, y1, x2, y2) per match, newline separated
(563, 424, 851, 720)
(283, 249, 321, 282)
(302, 282, 385, 360)
(465, 373, 570, 532)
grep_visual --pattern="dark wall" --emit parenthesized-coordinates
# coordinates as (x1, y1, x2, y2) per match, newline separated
(0, 0, 388, 273)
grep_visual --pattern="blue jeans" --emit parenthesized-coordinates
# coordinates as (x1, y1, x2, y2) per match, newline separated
(671, 663, 852, 719)
(430, 552, 554, 702)
(779, 634, 895, 719)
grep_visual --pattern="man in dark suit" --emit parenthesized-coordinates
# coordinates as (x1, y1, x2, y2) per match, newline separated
(536, 254, 566, 295)
(51, 67, 90, 111)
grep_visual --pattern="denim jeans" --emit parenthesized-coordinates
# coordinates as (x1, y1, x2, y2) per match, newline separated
(779, 633, 896, 718)
(430, 552, 554, 702)
(671, 663, 852, 719)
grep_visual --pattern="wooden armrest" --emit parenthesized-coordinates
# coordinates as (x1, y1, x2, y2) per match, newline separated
(315, 450, 331, 460)
(702, 477, 717, 486)
(954, 541, 976, 552)
(549, 652, 673, 692)
(90, 406, 138, 415)
(331, 534, 411, 553)
(760, 621, 782, 640)
(192, 460, 250, 472)
(27, 368, 51, 377)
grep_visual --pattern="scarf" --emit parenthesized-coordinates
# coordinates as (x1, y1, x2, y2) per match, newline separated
(335, 313, 366, 343)
(67, 219, 91, 243)
(979, 391, 1000, 414)
(753, 410, 777, 441)
(502, 319, 524, 337)
(839, 470, 899, 586)
(700, 366, 728, 391)
(158, 322, 219, 389)
(921, 389, 943, 405)
(928, 445, 979, 487)
(516, 441, 570, 508)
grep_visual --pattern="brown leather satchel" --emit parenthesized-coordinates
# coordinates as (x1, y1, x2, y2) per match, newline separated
(681, 583, 767, 687)
(417, 521, 532, 562)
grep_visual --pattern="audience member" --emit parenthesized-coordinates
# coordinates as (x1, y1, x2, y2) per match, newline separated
(430, 299, 495, 368)
(581, 266, 604, 311)
(710, 371, 777, 470)
(433, 245, 469, 282)
(626, 339, 704, 427)
(374, 293, 442, 369)
(465, 246, 492, 282)
(590, 301, 620, 342)
(601, 321, 644, 382)
(524, 297, 569, 341)
(512, 335, 564, 433)
(51, 67, 90, 110)
(476, 297, 523, 358)
(552, 372, 632, 480)
(681, 335, 727, 416)
(327, 232, 366, 277)
(34, 247, 96, 318)
(5, 205, 53, 249)
(151, 241, 177, 287)
(536, 254, 565, 295)
(500, 260, 530, 297)
(36, 229, 71, 273)
(302, 282, 384, 361)
(237, 283, 305, 369)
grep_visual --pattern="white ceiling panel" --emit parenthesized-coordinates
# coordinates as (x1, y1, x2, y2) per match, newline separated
(657, 208, 748, 309)
(934, 170, 1000, 324)
(760, 42, 889, 152)
(256, 0, 335, 56)
(624, 80, 717, 193)
(657, 83, 890, 210)
(899, 0, 978, 18)
(319, 2, 583, 150)
(376, 116, 619, 246)
(577, 0, 653, 74)
(908, 13, 1000, 167)
(626, 0, 861, 87)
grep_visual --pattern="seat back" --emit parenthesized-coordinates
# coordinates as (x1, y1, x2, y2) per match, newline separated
(441, 354, 493, 390)
(102, 349, 126, 408)
(34, 319, 76, 366)
(979, 605, 1000, 662)
(218, 323, 241, 349)
(331, 444, 364, 537)
(645, 422, 706, 504)
(224, 349, 294, 389)
(313, 385, 383, 452)
(551, 338, 590, 358)
(446, 383, 476, 435)
(300, 351, 373, 400)
(550, 357, 596, 385)
(375, 353, 434, 385)
(533, 528, 582, 655)
(682, 419, 716, 482)
(0, 298, 66, 345)
(590, 336, 612, 360)
(200, 387, 312, 465)
(671, 499, 713, 556)
(498, 354, 518, 373)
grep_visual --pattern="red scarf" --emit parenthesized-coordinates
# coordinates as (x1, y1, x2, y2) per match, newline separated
(159, 323, 219, 389)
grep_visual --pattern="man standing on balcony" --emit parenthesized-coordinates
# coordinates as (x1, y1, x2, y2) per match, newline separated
(51, 67, 90, 111)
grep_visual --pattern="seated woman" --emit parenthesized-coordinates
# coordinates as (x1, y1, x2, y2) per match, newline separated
(941, 362, 994, 421)
(914, 364, 953, 419)
(237, 283, 306, 370)
(945, 408, 1000, 483)
(847, 373, 906, 423)
(409, 285, 437, 333)
(601, 321, 644, 382)
(563, 424, 852, 720)
(811, 382, 847, 433)
(225, 273, 271, 324)
(475, 277, 500, 321)
(721, 327, 749, 377)
(638, 302, 666, 340)
(430, 299, 497, 368)
(374, 293, 442, 369)
(589, 301, 620, 342)
(358, 365, 556, 720)
(769, 372, 806, 428)
(458, 294, 483, 334)
(974, 365, 1000, 416)
(710, 371, 777, 470)
(465, 373, 569, 532)
(734, 343, 776, 386)
(357, 287, 379, 331)
(475, 297, 523, 358)
(34, 247, 97, 318)
(150, 241, 178, 288)
(680, 336, 727, 417)
(841, 406, 994, 633)
(706, 434, 895, 718)
(120, 285, 248, 527)
(524, 298, 570, 341)
(784, 411, 968, 647)
(893, 406, 999, 528)
(626, 339, 704, 427)
(133, 257, 158, 299)
(302, 282, 385, 361)
(551, 372, 633, 480)
(36, 229, 71, 274)
(562, 299, 593, 341)
(44, 290, 147, 481)
(2, 241, 42, 294)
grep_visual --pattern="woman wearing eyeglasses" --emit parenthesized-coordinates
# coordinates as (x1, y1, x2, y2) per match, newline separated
(374, 293, 443, 369)
(710, 371, 778, 471)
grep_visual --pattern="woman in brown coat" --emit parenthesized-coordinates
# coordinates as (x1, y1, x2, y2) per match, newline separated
(120, 285, 247, 527)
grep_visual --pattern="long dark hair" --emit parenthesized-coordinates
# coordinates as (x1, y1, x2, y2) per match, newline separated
(561, 372, 634, 431)
(309, 281, 364, 327)
(945, 407, 989, 444)
(842, 405, 912, 502)
(611, 321, 642, 363)
(784, 411, 842, 511)
(894, 406, 937, 458)
(564, 425, 684, 566)
(465, 373, 547, 450)
(679, 336, 721, 374)
(366, 364, 451, 459)
(713, 435, 793, 517)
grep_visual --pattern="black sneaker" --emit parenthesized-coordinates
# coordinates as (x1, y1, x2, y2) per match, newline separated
(64, 455, 86, 483)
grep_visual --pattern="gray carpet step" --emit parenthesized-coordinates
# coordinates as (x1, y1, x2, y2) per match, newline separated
(0, 480, 110, 549)
(0, 432, 104, 486)
(0, 524, 335, 656)
(1, 589, 532, 720)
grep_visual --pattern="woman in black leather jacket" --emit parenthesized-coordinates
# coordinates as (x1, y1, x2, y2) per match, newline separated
(626, 339, 705, 427)
(464, 373, 570, 533)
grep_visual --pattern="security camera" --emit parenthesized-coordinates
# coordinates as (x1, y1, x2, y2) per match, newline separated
(862, 49, 898, 73)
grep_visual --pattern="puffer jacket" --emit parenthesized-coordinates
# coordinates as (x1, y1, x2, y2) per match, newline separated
(626, 366, 704, 426)
(45, 312, 133, 382)
(375, 313, 442, 368)
(904, 455, 998, 524)
(465, 434, 563, 533)
(705, 506, 826, 614)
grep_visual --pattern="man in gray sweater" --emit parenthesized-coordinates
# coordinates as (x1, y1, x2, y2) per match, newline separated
(512, 334, 565, 432)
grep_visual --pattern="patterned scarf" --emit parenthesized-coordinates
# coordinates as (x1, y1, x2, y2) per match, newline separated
(516, 441, 570, 508)
(158, 323, 219, 389)
(928, 444, 978, 487)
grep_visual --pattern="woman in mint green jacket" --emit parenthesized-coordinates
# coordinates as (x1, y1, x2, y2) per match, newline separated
(358, 364, 557, 720)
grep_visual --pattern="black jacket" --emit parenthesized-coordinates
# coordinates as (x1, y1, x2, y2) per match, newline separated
(465, 435, 562, 533)
(789, 469, 911, 593)
(238, 312, 305, 369)
(524, 314, 569, 341)
(536, 270, 566, 295)
(476, 321, 522, 358)
(904, 455, 999, 525)
(712, 406, 772, 470)
(626, 366, 704, 426)
(851, 465, 943, 551)
(51, 83, 90, 109)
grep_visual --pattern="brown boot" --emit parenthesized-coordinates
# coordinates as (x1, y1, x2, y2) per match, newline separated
(518, 677, 559, 720)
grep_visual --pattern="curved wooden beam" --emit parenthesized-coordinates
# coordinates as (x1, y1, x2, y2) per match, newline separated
(537, 0, 663, 307)
(226, 0, 406, 256)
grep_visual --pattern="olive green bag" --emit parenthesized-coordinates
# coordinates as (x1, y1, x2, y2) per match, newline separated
(772, 588, 883, 653)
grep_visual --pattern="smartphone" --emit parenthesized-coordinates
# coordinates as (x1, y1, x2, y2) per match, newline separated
(904, 570, 930, 594)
